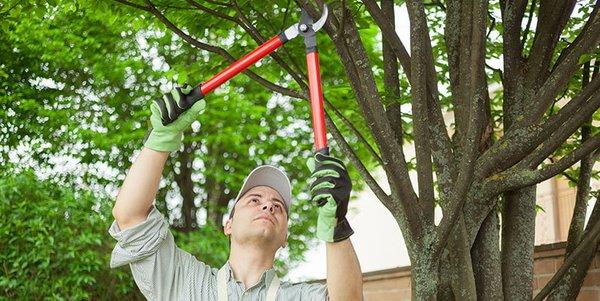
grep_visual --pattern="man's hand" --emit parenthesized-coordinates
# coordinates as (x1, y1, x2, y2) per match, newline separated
(144, 83, 206, 152)
(307, 153, 354, 242)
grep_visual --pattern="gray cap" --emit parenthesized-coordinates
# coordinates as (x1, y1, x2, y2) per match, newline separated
(234, 165, 292, 213)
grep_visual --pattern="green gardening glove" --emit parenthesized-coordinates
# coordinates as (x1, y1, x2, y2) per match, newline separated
(307, 152, 354, 243)
(144, 83, 206, 152)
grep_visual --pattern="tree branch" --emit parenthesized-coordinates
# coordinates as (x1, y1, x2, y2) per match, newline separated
(114, 0, 304, 100)
(528, 1, 600, 123)
(324, 111, 391, 205)
(533, 194, 600, 301)
(524, 0, 576, 90)
(552, 1, 600, 71)
(314, 1, 416, 197)
(366, 0, 456, 208)
(405, 0, 437, 225)
(433, 0, 490, 256)
(324, 99, 384, 167)
(433, 92, 485, 258)
(519, 0, 537, 51)
(306, 0, 424, 239)
(485, 62, 503, 79)
(379, 0, 404, 147)
(474, 72, 600, 180)
(186, 0, 237, 23)
(564, 119, 596, 256)
(519, 90, 600, 169)
(501, 133, 600, 192)
(362, 0, 412, 79)
(366, 0, 457, 188)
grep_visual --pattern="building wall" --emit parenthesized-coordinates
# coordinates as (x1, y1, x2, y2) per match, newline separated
(535, 175, 598, 246)
(356, 242, 600, 301)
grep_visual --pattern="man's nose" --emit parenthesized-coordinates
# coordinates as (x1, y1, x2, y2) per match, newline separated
(262, 202, 274, 213)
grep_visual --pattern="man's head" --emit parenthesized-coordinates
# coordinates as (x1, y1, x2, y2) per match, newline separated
(224, 185, 289, 250)
(223, 165, 292, 252)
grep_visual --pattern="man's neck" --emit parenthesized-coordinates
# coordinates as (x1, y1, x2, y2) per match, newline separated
(228, 242, 276, 289)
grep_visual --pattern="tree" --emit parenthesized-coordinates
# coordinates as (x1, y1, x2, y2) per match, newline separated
(108, 0, 600, 299)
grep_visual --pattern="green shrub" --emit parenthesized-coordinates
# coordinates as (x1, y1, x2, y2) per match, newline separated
(0, 169, 143, 300)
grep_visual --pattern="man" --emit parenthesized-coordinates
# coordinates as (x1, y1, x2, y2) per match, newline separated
(109, 85, 363, 300)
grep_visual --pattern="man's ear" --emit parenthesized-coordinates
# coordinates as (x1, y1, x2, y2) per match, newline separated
(281, 234, 289, 249)
(223, 218, 233, 236)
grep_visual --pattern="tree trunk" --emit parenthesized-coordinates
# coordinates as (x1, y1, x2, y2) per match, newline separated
(501, 186, 537, 300)
(412, 257, 439, 300)
(471, 204, 504, 300)
(173, 143, 197, 232)
(435, 220, 478, 301)
(207, 183, 231, 228)
(446, 218, 477, 300)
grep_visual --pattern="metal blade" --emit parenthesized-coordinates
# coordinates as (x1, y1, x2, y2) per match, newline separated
(312, 4, 328, 32)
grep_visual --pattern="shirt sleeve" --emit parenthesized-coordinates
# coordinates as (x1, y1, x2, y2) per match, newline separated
(281, 281, 329, 300)
(301, 282, 329, 301)
(108, 206, 213, 300)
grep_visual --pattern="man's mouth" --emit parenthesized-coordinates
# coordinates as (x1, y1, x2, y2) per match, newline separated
(255, 215, 275, 225)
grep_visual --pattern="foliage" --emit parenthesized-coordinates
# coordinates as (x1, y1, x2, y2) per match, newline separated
(0, 0, 371, 292)
(0, 167, 144, 300)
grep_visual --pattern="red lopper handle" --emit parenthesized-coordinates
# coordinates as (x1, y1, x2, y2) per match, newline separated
(306, 50, 328, 154)
(200, 35, 284, 95)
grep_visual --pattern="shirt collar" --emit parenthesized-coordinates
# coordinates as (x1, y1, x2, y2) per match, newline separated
(222, 260, 278, 290)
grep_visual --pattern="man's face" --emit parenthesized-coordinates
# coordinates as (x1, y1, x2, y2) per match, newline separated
(224, 186, 288, 250)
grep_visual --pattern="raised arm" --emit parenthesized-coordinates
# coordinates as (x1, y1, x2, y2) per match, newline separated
(308, 152, 363, 300)
(112, 148, 169, 230)
(112, 84, 206, 231)
(327, 239, 363, 300)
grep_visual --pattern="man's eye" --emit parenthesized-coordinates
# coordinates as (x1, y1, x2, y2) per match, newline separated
(251, 198, 259, 203)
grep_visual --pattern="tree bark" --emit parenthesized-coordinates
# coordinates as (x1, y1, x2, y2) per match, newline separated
(548, 198, 600, 300)
(471, 202, 504, 300)
(446, 218, 477, 300)
(381, 0, 405, 150)
(501, 186, 537, 300)
(535, 193, 600, 301)
(411, 256, 439, 300)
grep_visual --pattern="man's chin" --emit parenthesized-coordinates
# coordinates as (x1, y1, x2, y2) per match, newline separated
(248, 227, 277, 240)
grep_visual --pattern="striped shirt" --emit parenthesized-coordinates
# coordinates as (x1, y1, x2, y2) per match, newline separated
(109, 206, 328, 300)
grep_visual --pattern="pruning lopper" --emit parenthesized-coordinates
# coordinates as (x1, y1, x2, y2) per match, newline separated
(156, 5, 331, 155)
